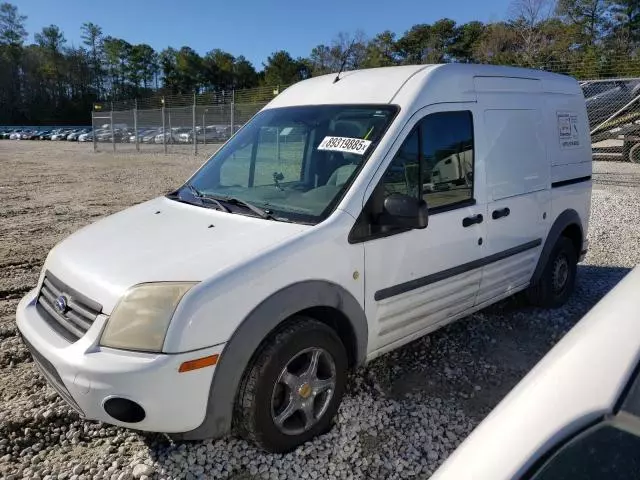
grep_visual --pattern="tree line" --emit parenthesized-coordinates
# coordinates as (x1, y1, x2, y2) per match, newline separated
(0, 0, 638, 125)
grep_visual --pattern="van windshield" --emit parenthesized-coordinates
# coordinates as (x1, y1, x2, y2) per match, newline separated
(183, 105, 398, 224)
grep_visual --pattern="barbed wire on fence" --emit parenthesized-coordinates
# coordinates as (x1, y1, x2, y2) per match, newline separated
(94, 84, 288, 113)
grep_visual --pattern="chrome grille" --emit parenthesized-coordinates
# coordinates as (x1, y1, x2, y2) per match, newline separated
(37, 273, 102, 342)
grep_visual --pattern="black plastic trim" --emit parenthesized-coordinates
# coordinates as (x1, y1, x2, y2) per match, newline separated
(551, 176, 592, 189)
(428, 198, 476, 215)
(374, 238, 542, 301)
(531, 209, 583, 284)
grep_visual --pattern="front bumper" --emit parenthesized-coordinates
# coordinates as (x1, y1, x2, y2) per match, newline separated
(16, 289, 224, 433)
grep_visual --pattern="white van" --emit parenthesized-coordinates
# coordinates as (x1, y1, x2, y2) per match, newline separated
(17, 64, 592, 452)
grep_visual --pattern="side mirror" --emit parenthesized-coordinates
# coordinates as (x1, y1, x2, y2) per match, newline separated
(383, 193, 428, 229)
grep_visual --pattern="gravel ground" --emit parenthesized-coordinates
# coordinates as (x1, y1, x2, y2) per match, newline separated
(1, 141, 639, 480)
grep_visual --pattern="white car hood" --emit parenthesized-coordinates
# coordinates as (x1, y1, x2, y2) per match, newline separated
(45, 196, 309, 313)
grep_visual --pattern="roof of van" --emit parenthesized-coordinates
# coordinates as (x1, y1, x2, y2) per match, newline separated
(266, 64, 581, 108)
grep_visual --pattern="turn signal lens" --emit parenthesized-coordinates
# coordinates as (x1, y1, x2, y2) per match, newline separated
(178, 354, 219, 373)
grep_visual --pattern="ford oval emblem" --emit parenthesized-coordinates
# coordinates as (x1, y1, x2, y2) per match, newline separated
(54, 295, 68, 314)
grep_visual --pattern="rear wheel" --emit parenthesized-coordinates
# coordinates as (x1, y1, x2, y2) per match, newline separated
(235, 317, 347, 453)
(527, 236, 577, 308)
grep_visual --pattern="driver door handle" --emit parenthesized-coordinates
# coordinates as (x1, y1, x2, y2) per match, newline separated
(492, 207, 510, 220)
(462, 214, 483, 227)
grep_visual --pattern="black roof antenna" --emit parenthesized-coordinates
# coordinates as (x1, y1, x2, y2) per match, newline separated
(333, 40, 356, 84)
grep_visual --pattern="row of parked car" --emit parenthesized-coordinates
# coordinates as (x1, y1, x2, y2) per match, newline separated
(0, 125, 243, 144)
(0, 128, 93, 141)
(93, 125, 242, 144)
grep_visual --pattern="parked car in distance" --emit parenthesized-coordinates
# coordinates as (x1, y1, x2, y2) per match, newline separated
(17, 64, 592, 453)
(18, 130, 35, 140)
(51, 130, 72, 141)
(432, 266, 640, 480)
(32, 130, 49, 140)
(67, 129, 91, 141)
(142, 128, 161, 143)
(174, 127, 194, 143)
(1, 129, 19, 139)
(154, 131, 171, 144)
(40, 130, 58, 140)
(195, 126, 221, 143)
(127, 129, 150, 143)
(78, 130, 96, 142)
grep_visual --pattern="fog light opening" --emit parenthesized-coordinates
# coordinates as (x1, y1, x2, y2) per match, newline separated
(103, 397, 145, 423)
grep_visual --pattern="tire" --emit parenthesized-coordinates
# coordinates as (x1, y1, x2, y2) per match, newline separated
(527, 236, 577, 308)
(235, 316, 348, 453)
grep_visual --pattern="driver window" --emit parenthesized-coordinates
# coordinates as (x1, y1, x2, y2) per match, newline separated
(349, 110, 475, 243)
(349, 129, 420, 242)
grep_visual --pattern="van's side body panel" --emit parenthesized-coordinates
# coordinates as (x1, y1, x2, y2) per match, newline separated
(475, 86, 550, 303)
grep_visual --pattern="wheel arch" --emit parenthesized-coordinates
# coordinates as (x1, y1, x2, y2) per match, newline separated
(532, 209, 584, 284)
(173, 280, 368, 441)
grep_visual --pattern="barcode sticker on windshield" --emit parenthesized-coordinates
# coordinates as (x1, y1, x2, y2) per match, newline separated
(318, 136, 372, 155)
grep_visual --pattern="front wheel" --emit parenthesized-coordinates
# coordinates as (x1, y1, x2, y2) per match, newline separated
(527, 236, 577, 308)
(235, 317, 347, 452)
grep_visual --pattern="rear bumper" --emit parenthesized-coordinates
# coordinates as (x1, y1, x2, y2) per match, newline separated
(16, 288, 224, 433)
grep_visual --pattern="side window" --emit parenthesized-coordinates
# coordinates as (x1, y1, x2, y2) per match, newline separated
(420, 111, 474, 210)
(349, 111, 474, 243)
(349, 129, 421, 241)
(528, 423, 640, 480)
(381, 128, 420, 199)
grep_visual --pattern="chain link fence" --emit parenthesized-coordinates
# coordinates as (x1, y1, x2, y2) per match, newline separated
(92, 75, 640, 163)
(582, 78, 640, 163)
(92, 100, 269, 155)
(91, 84, 283, 155)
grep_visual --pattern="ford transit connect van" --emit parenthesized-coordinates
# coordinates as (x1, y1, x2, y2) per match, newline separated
(17, 64, 592, 452)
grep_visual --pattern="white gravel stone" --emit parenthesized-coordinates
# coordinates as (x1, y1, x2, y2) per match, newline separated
(132, 464, 153, 478)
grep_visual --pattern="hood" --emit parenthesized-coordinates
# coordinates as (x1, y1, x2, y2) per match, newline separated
(45, 196, 309, 313)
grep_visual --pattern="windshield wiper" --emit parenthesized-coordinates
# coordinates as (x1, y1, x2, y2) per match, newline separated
(184, 184, 230, 213)
(218, 195, 274, 220)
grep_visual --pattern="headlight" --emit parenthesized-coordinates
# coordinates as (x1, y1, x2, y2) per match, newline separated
(100, 282, 196, 352)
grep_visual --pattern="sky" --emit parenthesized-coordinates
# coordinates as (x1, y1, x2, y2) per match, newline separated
(18, 0, 511, 68)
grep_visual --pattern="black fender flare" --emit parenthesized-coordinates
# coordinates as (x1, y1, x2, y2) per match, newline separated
(174, 280, 368, 440)
(531, 209, 584, 284)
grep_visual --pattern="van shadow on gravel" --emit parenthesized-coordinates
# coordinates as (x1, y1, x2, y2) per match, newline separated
(371, 264, 632, 420)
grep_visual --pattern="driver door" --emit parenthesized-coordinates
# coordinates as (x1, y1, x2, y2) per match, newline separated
(356, 104, 487, 355)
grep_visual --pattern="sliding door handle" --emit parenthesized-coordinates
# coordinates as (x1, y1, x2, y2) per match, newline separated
(462, 214, 483, 227)
(492, 207, 510, 220)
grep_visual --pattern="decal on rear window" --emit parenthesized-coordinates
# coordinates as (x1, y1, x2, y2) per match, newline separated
(318, 136, 372, 155)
